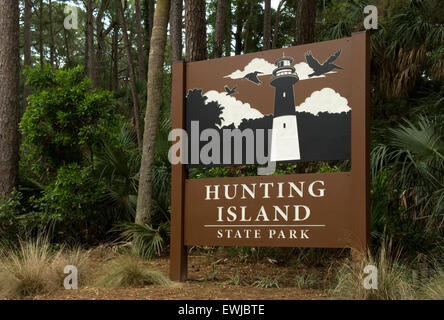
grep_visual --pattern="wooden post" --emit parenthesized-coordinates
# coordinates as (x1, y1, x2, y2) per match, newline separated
(350, 31, 370, 255)
(170, 62, 188, 281)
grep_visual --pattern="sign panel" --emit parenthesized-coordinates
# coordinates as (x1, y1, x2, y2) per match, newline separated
(184, 172, 355, 247)
(170, 32, 370, 281)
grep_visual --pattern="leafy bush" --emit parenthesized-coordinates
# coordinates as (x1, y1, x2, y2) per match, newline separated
(32, 163, 110, 242)
(17, 66, 127, 243)
(0, 190, 25, 245)
(20, 65, 121, 180)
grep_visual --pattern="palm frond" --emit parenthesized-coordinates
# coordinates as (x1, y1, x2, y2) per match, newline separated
(117, 222, 170, 259)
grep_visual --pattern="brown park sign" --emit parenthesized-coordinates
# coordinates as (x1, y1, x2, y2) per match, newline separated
(170, 32, 370, 281)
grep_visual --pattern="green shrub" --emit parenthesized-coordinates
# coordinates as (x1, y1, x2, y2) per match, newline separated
(32, 163, 111, 242)
(17, 66, 126, 243)
(0, 190, 24, 245)
(20, 66, 121, 179)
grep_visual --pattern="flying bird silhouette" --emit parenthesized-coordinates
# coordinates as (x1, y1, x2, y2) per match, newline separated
(224, 85, 238, 95)
(305, 49, 343, 77)
(242, 71, 263, 85)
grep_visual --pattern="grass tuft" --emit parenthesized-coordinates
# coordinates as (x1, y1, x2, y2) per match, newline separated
(51, 246, 91, 287)
(253, 276, 280, 288)
(420, 272, 444, 300)
(331, 243, 416, 300)
(96, 255, 173, 288)
(0, 237, 54, 298)
(0, 237, 91, 298)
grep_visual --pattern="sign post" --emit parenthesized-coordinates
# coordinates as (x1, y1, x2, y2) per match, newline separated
(170, 62, 187, 281)
(170, 32, 370, 281)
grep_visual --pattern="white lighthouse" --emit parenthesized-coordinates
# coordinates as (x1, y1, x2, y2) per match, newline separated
(269, 56, 301, 162)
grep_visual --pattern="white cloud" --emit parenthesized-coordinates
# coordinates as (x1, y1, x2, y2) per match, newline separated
(296, 88, 351, 116)
(203, 90, 264, 128)
(224, 58, 275, 79)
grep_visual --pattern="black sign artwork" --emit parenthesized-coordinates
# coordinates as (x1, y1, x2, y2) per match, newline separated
(185, 48, 351, 168)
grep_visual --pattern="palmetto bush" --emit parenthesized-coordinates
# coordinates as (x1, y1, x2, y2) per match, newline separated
(371, 115, 444, 252)
(117, 222, 170, 259)
(96, 123, 140, 220)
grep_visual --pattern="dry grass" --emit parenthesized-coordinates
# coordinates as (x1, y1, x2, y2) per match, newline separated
(331, 243, 416, 300)
(420, 272, 444, 300)
(0, 237, 55, 298)
(96, 255, 173, 288)
(51, 247, 91, 287)
(0, 237, 90, 298)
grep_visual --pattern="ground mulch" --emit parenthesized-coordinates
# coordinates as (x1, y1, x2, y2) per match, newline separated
(34, 247, 335, 300)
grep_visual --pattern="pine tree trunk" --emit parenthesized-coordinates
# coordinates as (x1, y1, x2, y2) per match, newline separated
(136, 0, 171, 225)
(116, 0, 143, 150)
(135, 0, 146, 81)
(185, 0, 207, 62)
(112, 24, 119, 90)
(294, 0, 317, 45)
(234, 0, 245, 55)
(214, 0, 227, 58)
(86, 0, 95, 79)
(272, 0, 285, 49)
(234, 17, 242, 55)
(64, 27, 72, 68)
(243, 0, 254, 53)
(84, 18, 89, 73)
(223, 0, 232, 57)
(263, 0, 271, 50)
(49, 0, 55, 67)
(23, 0, 32, 106)
(170, 0, 183, 63)
(93, 1, 111, 88)
(39, 0, 44, 66)
(0, 1, 19, 198)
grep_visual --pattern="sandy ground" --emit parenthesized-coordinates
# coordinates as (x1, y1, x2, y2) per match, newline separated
(33, 247, 336, 300)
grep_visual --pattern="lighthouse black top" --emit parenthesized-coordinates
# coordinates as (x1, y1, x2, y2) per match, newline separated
(270, 56, 299, 117)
